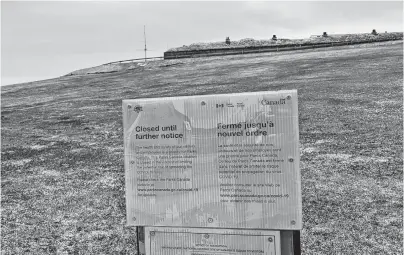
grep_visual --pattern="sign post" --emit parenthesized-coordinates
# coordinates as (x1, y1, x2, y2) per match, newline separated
(123, 90, 301, 254)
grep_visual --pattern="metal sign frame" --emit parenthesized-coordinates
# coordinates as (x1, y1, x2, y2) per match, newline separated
(123, 90, 302, 254)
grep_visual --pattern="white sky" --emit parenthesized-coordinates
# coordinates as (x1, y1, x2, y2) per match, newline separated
(1, 1, 403, 86)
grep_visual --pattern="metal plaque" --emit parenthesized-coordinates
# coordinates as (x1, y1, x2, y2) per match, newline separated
(145, 227, 281, 255)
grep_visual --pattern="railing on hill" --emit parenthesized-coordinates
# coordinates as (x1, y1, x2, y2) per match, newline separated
(164, 37, 403, 59)
(105, 57, 164, 65)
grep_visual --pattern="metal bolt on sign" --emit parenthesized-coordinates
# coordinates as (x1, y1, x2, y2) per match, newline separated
(268, 237, 273, 242)
(286, 95, 292, 100)
(150, 231, 155, 236)
(288, 157, 294, 163)
(208, 218, 213, 223)
(132, 217, 136, 221)
(128, 105, 132, 109)
(204, 234, 209, 239)
(291, 220, 296, 225)
(201, 101, 206, 106)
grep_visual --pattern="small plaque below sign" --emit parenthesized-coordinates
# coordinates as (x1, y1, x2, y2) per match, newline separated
(145, 227, 281, 255)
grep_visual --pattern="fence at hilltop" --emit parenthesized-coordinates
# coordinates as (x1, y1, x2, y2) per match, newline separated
(164, 32, 403, 59)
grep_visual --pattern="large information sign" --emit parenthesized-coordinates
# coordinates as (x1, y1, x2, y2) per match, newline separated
(123, 90, 301, 230)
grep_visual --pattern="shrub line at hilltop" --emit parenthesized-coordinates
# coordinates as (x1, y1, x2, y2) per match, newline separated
(166, 32, 403, 52)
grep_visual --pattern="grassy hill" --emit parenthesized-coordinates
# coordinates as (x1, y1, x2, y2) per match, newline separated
(1, 40, 403, 254)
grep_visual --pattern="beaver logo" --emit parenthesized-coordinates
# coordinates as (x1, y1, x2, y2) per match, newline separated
(133, 105, 143, 113)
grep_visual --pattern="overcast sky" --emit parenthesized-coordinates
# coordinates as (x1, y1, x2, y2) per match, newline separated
(1, 1, 403, 86)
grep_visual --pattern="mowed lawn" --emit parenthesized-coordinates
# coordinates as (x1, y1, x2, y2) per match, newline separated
(1, 41, 403, 254)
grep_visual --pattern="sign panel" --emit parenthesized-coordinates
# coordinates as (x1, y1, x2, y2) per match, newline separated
(123, 90, 301, 229)
(145, 227, 281, 255)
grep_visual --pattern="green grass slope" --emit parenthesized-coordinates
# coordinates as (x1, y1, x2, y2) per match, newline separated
(65, 62, 144, 76)
(1, 40, 403, 254)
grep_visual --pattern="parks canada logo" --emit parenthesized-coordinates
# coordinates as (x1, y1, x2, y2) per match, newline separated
(133, 105, 143, 113)
(261, 98, 286, 106)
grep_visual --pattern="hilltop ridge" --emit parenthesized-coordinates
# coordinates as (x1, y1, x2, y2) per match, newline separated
(63, 38, 402, 78)
(65, 32, 403, 77)
(167, 32, 403, 52)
